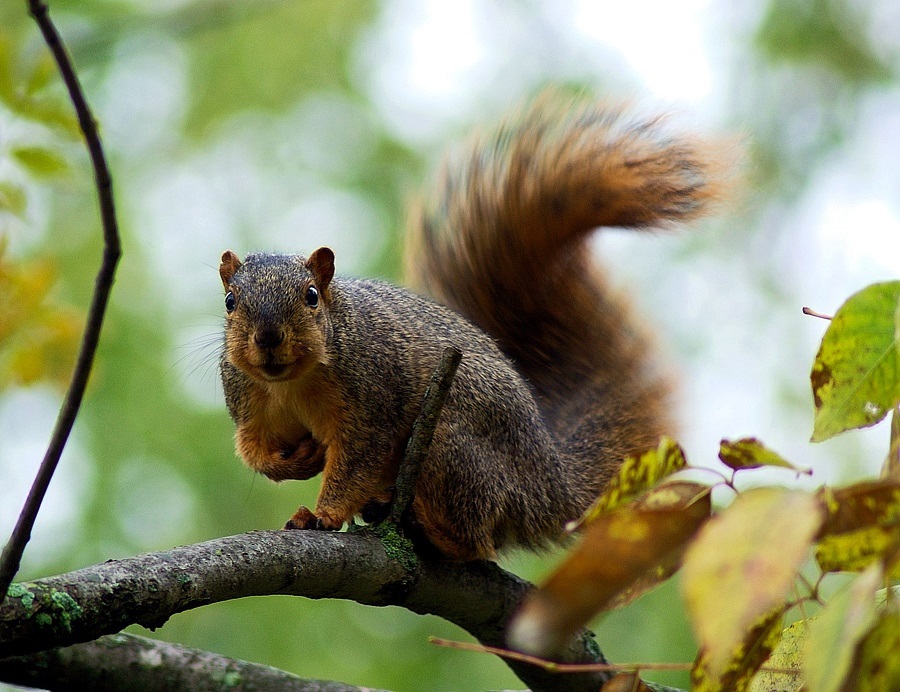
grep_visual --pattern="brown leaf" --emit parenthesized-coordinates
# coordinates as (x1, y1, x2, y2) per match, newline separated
(718, 438, 811, 475)
(507, 481, 711, 657)
(816, 478, 900, 536)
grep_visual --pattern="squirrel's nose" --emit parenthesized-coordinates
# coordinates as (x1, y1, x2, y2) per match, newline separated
(254, 327, 284, 348)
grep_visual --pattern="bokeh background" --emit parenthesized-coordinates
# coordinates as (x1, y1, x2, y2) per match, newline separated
(1, 0, 898, 689)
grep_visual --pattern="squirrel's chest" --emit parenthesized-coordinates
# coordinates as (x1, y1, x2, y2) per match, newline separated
(258, 374, 345, 446)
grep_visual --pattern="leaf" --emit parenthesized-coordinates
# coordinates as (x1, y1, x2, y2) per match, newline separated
(817, 478, 900, 536)
(25, 50, 56, 96)
(718, 438, 811, 475)
(811, 281, 900, 442)
(507, 481, 711, 657)
(815, 525, 898, 573)
(0, 181, 27, 217)
(11, 145, 70, 179)
(680, 487, 824, 680)
(748, 620, 805, 692)
(804, 562, 882, 692)
(691, 610, 784, 692)
(580, 435, 687, 522)
(843, 610, 900, 692)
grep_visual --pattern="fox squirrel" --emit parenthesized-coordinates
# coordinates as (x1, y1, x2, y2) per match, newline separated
(219, 93, 729, 561)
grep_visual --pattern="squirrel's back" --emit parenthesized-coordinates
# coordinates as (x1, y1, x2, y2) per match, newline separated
(406, 92, 730, 485)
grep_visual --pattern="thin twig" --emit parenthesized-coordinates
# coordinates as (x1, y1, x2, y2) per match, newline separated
(0, 0, 121, 600)
(390, 346, 463, 524)
(802, 307, 832, 321)
(429, 638, 803, 677)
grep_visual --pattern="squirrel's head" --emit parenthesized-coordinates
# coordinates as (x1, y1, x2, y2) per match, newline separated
(219, 247, 335, 383)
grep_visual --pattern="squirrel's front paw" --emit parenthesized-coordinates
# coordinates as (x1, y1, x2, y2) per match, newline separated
(284, 505, 343, 531)
(284, 506, 320, 530)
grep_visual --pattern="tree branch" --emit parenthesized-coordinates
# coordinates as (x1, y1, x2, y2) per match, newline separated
(0, 632, 377, 692)
(0, 0, 122, 599)
(0, 530, 609, 691)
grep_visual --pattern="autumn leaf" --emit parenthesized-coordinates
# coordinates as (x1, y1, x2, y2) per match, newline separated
(691, 610, 784, 692)
(579, 436, 687, 524)
(810, 281, 900, 442)
(748, 620, 805, 692)
(507, 481, 710, 657)
(842, 609, 900, 692)
(804, 562, 882, 692)
(718, 438, 810, 475)
(680, 487, 824, 680)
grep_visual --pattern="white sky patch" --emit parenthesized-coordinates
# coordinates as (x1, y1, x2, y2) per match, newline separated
(572, 0, 714, 104)
(818, 198, 900, 277)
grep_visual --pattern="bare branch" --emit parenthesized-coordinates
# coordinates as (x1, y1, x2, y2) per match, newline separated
(0, 632, 376, 692)
(0, 530, 608, 691)
(0, 0, 122, 599)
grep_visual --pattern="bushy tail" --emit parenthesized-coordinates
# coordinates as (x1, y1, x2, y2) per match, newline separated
(405, 92, 731, 486)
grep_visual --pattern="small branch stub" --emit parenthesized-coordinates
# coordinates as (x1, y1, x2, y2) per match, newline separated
(390, 346, 463, 524)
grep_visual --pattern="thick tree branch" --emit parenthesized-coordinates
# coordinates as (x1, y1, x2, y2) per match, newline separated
(0, 530, 609, 691)
(0, 632, 376, 692)
(0, 0, 122, 599)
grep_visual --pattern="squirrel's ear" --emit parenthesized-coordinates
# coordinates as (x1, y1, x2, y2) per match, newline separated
(219, 250, 243, 287)
(306, 247, 335, 293)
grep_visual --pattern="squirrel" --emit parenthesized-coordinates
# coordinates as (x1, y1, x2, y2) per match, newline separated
(218, 92, 729, 562)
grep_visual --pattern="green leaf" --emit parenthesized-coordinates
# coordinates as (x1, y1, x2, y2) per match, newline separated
(718, 438, 811, 475)
(11, 145, 70, 179)
(804, 563, 881, 692)
(0, 181, 27, 217)
(692, 610, 784, 692)
(581, 435, 687, 522)
(811, 281, 900, 442)
(681, 487, 824, 680)
(25, 50, 56, 96)
(845, 610, 900, 692)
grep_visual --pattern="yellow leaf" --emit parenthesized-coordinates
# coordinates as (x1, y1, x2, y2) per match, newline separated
(581, 435, 687, 523)
(749, 620, 805, 692)
(692, 610, 784, 692)
(680, 487, 824, 680)
(815, 525, 898, 573)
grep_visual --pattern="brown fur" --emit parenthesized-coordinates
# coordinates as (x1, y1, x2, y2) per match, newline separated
(219, 93, 731, 560)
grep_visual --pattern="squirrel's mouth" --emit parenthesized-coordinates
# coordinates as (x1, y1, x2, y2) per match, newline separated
(259, 363, 290, 379)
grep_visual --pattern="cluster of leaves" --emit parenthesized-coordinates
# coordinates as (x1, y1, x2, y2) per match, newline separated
(0, 35, 82, 391)
(509, 281, 900, 691)
(0, 240, 81, 391)
(0, 33, 80, 221)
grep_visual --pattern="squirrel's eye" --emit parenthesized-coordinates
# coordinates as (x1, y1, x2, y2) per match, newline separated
(224, 291, 236, 313)
(305, 285, 319, 308)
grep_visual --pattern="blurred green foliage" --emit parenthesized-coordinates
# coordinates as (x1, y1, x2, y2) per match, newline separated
(0, 0, 897, 690)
